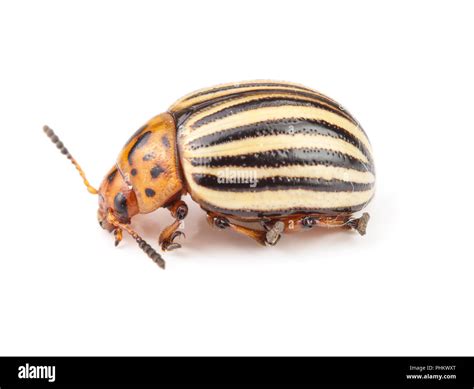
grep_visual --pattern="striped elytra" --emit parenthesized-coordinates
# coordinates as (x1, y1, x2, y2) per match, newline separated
(44, 80, 375, 268)
(169, 80, 375, 217)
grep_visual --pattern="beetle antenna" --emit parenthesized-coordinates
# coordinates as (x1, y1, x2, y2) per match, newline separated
(107, 212, 166, 269)
(43, 125, 98, 195)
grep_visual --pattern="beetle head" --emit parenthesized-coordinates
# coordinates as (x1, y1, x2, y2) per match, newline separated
(97, 166, 139, 231)
(43, 125, 166, 268)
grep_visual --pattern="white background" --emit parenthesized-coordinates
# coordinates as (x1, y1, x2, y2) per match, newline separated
(0, 0, 473, 356)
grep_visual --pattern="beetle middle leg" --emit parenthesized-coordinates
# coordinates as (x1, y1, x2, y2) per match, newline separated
(158, 200, 188, 251)
(207, 213, 285, 246)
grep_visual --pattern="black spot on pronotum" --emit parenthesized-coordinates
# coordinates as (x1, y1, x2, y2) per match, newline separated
(143, 153, 155, 161)
(107, 169, 118, 183)
(114, 192, 128, 218)
(131, 168, 137, 176)
(162, 135, 170, 148)
(127, 131, 151, 164)
(150, 165, 164, 179)
(145, 188, 156, 197)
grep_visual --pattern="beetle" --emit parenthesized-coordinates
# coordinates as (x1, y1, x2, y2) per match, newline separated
(44, 80, 375, 269)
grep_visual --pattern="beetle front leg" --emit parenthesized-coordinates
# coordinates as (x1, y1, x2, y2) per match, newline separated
(114, 228, 123, 246)
(159, 200, 187, 251)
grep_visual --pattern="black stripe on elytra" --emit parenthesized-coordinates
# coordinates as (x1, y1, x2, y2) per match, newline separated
(187, 118, 372, 163)
(114, 192, 128, 218)
(199, 200, 372, 218)
(182, 82, 319, 102)
(173, 88, 357, 128)
(190, 148, 373, 173)
(127, 131, 151, 165)
(124, 124, 147, 146)
(107, 168, 118, 183)
(192, 173, 373, 192)
(191, 98, 351, 130)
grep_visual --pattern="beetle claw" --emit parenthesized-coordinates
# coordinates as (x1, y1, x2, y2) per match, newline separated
(164, 242, 182, 251)
(171, 230, 186, 240)
(161, 230, 185, 251)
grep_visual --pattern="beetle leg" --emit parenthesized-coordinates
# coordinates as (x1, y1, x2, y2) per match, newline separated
(114, 228, 123, 247)
(345, 212, 370, 236)
(159, 220, 185, 251)
(159, 200, 188, 251)
(208, 213, 284, 246)
(303, 212, 370, 236)
(264, 221, 285, 246)
(317, 212, 370, 235)
(168, 200, 188, 221)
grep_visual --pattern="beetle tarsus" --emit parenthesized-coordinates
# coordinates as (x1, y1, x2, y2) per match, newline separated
(114, 228, 123, 247)
(348, 212, 370, 235)
(164, 242, 182, 251)
(159, 220, 186, 251)
(161, 230, 185, 251)
(265, 221, 285, 246)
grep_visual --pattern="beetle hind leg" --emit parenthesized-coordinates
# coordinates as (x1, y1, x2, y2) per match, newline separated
(346, 212, 370, 236)
(284, 212, 371, 236)
(309, 212, 370, 235)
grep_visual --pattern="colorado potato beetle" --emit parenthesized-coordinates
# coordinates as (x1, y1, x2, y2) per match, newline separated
(44, 80, 375, 269)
